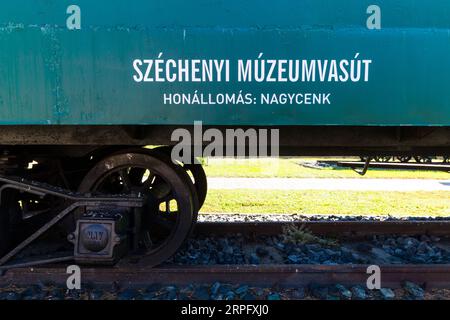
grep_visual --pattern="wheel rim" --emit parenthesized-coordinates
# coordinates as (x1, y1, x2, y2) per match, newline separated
(78, 153, 194, 266)
(182, 163, 208, 209)
(154, 146, 208, 209)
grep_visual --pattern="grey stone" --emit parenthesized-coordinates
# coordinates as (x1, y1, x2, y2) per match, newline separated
(89, 290, 104, 300)
(249, 253, 260, 265)
(142, 293, 156, 300)
(146, 284, 161, 293)
(309, 284, 328, 299)
(351, 252, 368, 263)
(371, 247, 402, 264)
(417, 242, 431, 254)
(403, 282, 424, 299)
(193, 286, 211, 300)
(224, 291, 235, 300)
(430, 236, 440, 242)
(403, 237, 419, 247)
(305, 244, 321, 251)
(379, 288, 395, 300)
(37, 280, 54, 290)
(256, 247, 269, 257)
(405, 246, 417, 256)
(355, 243, 372, 253)
(22, 290, 46, 300)
(0, 291, 22, 300)
(166, 289, 178, 300)
(335, 284, 352, 300)
(165, 285, 177, 292)
(290, 288, 305, 299)
(65, 291, 82, 300)
(47, 288, 65, 300)
(267, 293, 281, 300)
(117, 289, 140, 300)
(235, 285, 249, 295)
(224, 246, 234, 255)
(242, 293, 257, 300)
(350, 286, 367, 300)
(111, 281, 121, 293)
(411, 255, 427, 264)
(210, 282, 221, 296)
(287, 255, 301, 263)
(255, 288, 265, 296)
(21, 287, 40, 299)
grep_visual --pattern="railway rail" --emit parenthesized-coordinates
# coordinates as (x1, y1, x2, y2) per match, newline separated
(1, 264, 450, 289)
(336, 161, 450, 172)
(194, 220, 450, 238)
(1, 219, 449, 296)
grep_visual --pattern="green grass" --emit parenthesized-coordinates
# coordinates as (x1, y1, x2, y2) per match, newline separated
(202, 157, 450, 179)
(200, 190, 450, 217)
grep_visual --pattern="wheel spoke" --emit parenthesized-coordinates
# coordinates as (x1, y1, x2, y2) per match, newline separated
(139, 174, 155, 191)
(149, 178, 172, 201)
(129, 168, 147, 186)
(118, 169, 132, 192)
(165, 200, 170, 214)
(157, 193, 173, 204)
(141, 230, 153, 249)
(150, 214, 176, 231)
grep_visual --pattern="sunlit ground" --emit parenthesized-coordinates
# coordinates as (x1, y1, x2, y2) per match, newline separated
(202, 157, 450, 179)
(199, 158, 450, 217)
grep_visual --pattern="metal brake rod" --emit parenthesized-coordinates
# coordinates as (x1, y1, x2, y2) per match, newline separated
(0, 202, 88, 266)
(0, 256, 74, 272)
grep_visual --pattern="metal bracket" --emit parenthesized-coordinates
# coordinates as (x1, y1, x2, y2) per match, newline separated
(352, 157, 371, 176)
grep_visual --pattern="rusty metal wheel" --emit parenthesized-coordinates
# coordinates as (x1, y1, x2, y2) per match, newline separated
(105, 148, 200, 233)
(78, 153, 195, 267)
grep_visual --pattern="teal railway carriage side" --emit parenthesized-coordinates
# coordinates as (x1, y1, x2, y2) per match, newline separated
(0, 1, 448, 268)
(0, 0, 450, 127)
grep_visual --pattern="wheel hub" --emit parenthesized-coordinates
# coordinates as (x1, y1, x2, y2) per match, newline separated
(68, 209, 129, 264)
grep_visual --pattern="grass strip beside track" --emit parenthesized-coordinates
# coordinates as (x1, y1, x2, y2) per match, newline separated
(203, 158, 450, 179)
(201, 190, 450, 217)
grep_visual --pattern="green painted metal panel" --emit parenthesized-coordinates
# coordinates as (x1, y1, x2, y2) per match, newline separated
(0, 0, 450, 125)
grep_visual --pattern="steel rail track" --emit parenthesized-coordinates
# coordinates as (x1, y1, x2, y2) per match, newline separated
(336, 161, 450, 171)
(1, 264, 450, 289)
(194, 220, 450, 237)
(0, 220, 449, 289)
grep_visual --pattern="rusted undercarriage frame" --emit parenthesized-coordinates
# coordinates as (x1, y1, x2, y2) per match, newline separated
(0, 125, 448, 157)
(0, 176, 144, 271)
